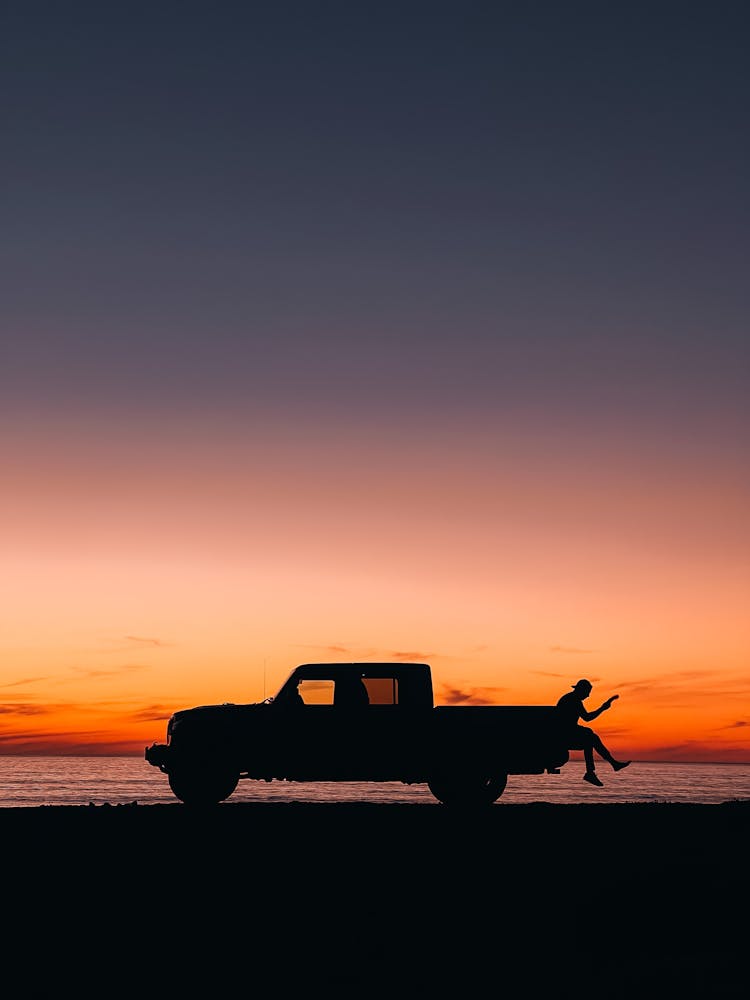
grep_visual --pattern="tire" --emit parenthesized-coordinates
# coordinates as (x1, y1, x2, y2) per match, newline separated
(428, 772, 507, 808)
(168, 763, 239, 806)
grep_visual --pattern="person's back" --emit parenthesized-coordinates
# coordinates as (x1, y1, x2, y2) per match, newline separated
(556, 689, 582, 725)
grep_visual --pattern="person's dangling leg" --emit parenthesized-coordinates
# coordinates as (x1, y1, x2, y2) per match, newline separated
(580, 729, 604, 786)
(592, 732, 614, 764)
(592, 733, 631, 771)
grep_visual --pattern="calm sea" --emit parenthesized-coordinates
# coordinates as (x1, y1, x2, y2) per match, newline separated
(0, 756, 748, 807)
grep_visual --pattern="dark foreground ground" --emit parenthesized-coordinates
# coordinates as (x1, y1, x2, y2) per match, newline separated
(3, 799, 748, 998)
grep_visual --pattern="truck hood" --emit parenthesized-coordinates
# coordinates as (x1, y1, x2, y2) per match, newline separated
(167, 700, 269, 739)
(170, 700, 264, 724)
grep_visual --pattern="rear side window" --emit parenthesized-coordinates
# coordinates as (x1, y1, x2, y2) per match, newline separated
(363, 677, 398, 705)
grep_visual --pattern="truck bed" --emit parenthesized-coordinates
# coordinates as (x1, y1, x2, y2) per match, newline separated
(432, 705, 568, 774)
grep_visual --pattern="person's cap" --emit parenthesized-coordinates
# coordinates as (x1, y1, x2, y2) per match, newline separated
(571, 679, 593, 691)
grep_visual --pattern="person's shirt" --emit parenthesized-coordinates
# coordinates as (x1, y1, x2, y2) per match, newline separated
(556, 691, 585, 730)
(333, 678, 369, 709)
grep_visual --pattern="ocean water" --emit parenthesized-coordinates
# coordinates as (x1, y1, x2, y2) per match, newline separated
(0, 756, 749, 807)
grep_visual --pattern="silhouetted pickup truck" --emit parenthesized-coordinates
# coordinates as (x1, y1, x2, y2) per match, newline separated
(145, 662, 569, 807)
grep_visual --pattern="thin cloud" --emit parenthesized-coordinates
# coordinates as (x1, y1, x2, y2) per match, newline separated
(614, 673, 750, 701)
(638, 739, 750, 762)
(0, 703, 54, 716)
(550, 645, 594, 654)
(0, 730, 149, 755)
(0, 726, 91, 742)
(70, 664, 148, 680)
(130, 705, 179, 723)
(388, 650, 436, 661)
(124, 635, 167, 647)
(532, 670, 578, 679)
(102, 635, 173, 653)
(438, 684, 509, 706)
(0, 676, 51, 689)
(295, 644, 361, 656)
(1, 697, 156, 718)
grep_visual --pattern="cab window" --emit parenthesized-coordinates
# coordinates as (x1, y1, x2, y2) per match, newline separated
(363, 677, 398, 705)
(297, 680, 335, 705)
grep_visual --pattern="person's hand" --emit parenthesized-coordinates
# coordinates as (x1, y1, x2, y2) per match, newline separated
(603, 695, 619, 708)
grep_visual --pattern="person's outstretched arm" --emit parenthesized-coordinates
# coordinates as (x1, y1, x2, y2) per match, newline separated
(581, 694, 619, 722)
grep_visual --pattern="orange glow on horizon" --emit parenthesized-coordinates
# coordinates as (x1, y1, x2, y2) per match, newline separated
(1, 417, 748, 762)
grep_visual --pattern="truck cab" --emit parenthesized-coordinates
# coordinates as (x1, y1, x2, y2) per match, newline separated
(271, 661, 434, 711)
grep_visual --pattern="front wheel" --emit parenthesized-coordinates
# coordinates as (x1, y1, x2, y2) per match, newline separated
(168, 764, 239, 806)
(428, 773, 507, 808)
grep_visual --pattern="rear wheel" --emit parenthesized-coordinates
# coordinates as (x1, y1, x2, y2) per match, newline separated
(168, 763, 239, 806)
(428, 773, 507, 808)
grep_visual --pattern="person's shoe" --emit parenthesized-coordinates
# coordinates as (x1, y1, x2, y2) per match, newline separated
(612, 760, 631, 772)
(583, 771, 604, 786)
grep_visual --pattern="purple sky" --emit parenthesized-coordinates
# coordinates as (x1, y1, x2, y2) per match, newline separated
(2, 2, 747, 446)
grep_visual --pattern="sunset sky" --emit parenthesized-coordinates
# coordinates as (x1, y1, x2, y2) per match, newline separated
(2, 3, 748, 761)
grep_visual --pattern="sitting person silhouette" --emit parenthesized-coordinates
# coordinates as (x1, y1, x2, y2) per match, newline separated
(274, 679, 305, 707)
(333, 675, 369, 709)
(556, 679, 631, 786)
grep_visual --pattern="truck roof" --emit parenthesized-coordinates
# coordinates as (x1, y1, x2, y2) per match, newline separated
(294, 662, 430, 677)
